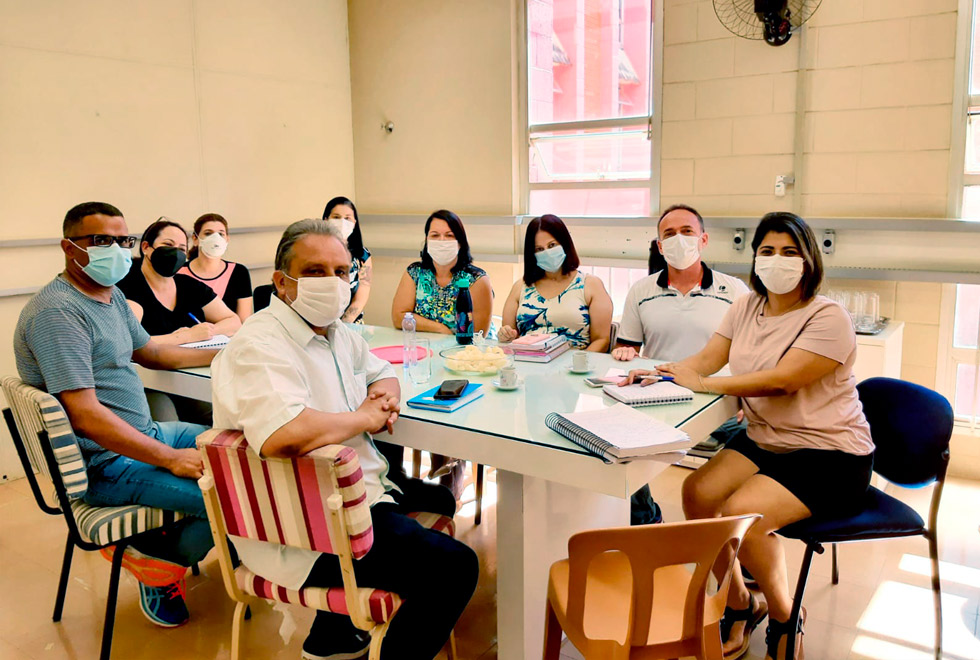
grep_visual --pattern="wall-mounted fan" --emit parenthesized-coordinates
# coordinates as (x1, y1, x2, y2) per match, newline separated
(712, 0, 823, 46)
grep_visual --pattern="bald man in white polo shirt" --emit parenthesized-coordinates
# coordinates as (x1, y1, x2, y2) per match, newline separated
(613, 204, 749, 525)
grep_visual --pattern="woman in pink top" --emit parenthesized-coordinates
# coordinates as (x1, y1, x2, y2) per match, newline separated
(624, 212, 873, 660)
(181, 213, 253, 322)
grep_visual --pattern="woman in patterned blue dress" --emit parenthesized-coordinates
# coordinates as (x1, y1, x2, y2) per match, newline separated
(391, 210, 494, 336)
(499, 214, 613, 352)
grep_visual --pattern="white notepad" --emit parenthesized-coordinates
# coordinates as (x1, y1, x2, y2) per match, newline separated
(545, 403, 693, 462)
(602, 380, 694, 407)
(180, 334, 230, 349)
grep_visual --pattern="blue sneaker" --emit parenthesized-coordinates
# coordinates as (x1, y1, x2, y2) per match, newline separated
(137, 579, 189, 627)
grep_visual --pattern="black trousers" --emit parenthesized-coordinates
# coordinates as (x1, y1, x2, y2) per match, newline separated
(302, 478, 479, 660)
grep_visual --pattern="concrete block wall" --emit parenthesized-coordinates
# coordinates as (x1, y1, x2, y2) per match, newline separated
(661, 0, 958, 218)
(803, 0, 957, 217)
(661, 0, 799, 215)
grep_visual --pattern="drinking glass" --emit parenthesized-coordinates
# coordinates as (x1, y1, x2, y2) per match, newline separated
(858, 293, 879, 333)
(846, 291, 863, 329)
(409, 339, 432, 385)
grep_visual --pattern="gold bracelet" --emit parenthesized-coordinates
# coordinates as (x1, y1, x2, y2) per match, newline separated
(698, 374, 708, 393)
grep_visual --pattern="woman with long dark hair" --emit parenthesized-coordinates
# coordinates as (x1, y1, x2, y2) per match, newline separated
(498, 214, 612, 351)
(180, 213, 253, 322)
(623, 212, 873, 660)
(390, 209, 493, 336)
(323, 196, 372, 323)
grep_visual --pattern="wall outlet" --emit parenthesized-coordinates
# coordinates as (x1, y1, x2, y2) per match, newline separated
(774, 174, 795, 198)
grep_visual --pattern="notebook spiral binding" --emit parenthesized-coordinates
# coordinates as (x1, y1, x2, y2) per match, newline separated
(544, 412, 615, 463)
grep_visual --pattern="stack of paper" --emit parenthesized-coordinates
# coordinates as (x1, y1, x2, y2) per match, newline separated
(507, 333, 569, 363)
(545, 403, 693, 462)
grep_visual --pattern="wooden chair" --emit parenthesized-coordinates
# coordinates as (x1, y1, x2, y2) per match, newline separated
(544, 514, 760, 660)
(2, 376, 188, 660)
(197, 429, 458, 660)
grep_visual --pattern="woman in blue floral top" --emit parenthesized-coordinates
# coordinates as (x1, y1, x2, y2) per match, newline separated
(391, 210, 494, 336)
(499, 214, 613, 351)
(391, 209, 494, 498)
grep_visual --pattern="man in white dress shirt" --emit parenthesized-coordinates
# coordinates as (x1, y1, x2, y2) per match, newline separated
(612, 205, 749, 526)
(211, 220, 478, 660)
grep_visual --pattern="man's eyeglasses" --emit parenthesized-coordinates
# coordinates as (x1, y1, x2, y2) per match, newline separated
(67, 234, 138, 248)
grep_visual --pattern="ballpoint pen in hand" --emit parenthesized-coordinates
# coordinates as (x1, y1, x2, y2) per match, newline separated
(640, 375, 674, 387)
(188, 312, 202, 324)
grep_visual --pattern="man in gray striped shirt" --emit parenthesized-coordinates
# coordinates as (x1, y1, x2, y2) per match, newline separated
(15, 202, 219, 628)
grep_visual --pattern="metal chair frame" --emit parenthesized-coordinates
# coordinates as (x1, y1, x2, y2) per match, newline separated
(2, 407, 190, 660)
(779, 376, 952, 660)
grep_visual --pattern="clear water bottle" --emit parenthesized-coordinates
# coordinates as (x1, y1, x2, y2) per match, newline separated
(402, 312, 417, 373)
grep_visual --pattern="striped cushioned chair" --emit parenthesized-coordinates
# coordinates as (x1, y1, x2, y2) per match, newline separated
(197, 429, 458, 660)
(1, 376, 186, 660)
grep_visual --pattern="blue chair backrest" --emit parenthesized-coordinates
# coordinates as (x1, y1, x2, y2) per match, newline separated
(857, 377, 953, 488)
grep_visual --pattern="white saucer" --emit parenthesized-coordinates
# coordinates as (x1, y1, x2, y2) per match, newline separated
(566, 366, 593, 375)
(491, 378, 520, 391)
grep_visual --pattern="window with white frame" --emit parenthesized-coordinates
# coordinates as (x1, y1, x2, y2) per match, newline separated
(526, 0, 656, 217)
(950, 0, 980, 423)
(963, 2, 980, 217)
(577, 264, 649, 318)
(947, 283, 980, 424)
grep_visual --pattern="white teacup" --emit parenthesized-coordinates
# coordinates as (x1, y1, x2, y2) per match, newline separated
(572, 350, 591, 372)
(498, 365, 519, 388)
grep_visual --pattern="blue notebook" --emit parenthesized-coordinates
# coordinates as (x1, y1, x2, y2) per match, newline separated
(406, 383, 484, 413)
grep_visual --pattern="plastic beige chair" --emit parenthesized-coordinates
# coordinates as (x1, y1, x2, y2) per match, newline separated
(196, 429, 458, 660)
(544, 514, 760, 660)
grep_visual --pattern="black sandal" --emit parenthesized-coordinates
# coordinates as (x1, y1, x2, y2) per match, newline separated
(720, 592, 768, 660)
(765, 608, 806, 660)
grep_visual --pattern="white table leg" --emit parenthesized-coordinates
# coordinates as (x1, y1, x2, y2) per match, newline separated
(496, 469, 630, 659)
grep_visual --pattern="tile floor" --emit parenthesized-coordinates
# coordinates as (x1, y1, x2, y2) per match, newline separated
(0, 463, 978, 659)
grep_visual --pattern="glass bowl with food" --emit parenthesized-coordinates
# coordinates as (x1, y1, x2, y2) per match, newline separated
(439, 344, 514, 376)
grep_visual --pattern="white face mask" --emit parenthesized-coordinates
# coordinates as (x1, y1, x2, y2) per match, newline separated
(199, 233, 228, 259)
(754, 255, 805, 295)
(327, 217, 356, 240)
(427, 239, 459, 266)
(282, 274, 351, 327)
(659, 234, 702, 271)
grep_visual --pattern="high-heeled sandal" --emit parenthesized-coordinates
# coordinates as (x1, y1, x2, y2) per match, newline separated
(720, 592, 768, 660)
(765, 607, 806, 660)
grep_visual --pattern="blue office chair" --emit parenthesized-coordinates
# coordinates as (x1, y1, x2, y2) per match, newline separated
(778, 377, 953, 660)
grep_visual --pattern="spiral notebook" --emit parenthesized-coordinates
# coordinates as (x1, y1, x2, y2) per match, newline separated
(179, 334, 230, 349)
(602, 380, 694, 407)
(545, 403, 693, 462)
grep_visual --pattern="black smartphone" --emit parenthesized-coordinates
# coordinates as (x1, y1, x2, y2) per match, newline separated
(434, 379, 469, 400)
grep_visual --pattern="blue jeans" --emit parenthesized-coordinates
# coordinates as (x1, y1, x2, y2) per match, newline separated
(84, 421, 214, 567)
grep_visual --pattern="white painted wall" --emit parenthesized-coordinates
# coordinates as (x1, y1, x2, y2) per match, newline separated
(0, 0, 357, 479)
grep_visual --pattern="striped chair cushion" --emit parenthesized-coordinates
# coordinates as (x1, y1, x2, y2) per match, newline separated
(2, 376, 87, 499)
(407, 511, 457, 538)
(236, 567, 401, 623)
(233, 508, 456, 623)
(70, 500, 184, 546)
(197, 429, 374, 559)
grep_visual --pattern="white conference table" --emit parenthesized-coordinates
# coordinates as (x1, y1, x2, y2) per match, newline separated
(138, 325, 736, 659)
